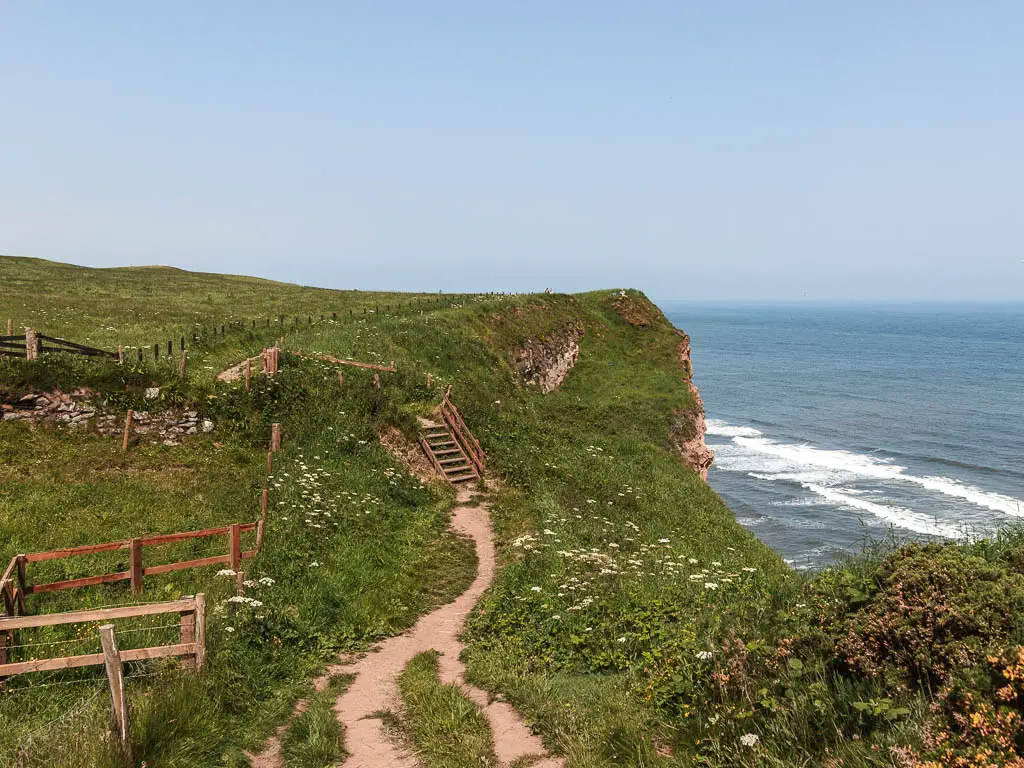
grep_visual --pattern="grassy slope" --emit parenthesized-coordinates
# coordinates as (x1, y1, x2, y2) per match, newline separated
(4, 257, 1015, 768)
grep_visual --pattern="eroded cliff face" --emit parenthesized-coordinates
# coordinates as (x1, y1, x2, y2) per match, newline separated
(669, 331, 714, 481)
(512, 320, 584, 394)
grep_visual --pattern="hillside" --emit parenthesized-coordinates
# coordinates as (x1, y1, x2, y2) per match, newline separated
(2, 256, 1023, 768)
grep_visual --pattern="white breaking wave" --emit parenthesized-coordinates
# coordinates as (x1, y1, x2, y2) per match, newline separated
(709, 419, 1024, 540)
(706, 419, 763, 438)
(803, 484, 967, 540)
(732, 435, 1024, 518)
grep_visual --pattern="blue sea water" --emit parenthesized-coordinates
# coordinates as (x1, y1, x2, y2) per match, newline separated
(660, 303, 1024, 569)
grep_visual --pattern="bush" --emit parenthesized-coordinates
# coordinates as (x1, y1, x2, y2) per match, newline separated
(835, 543, 1024, 691)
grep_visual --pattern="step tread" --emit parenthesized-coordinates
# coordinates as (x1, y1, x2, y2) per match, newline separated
(432, 449, 463, 456)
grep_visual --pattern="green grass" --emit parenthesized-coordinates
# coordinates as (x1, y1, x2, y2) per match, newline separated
(280, 675, 351, 768)
(397, 651, 497, 768)
(3, 256, 1020, 767)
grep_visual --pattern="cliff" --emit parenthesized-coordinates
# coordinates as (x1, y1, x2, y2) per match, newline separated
(669, 331, 714, 480)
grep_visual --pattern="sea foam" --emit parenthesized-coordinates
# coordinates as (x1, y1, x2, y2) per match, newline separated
(710, 419, 1024, 536)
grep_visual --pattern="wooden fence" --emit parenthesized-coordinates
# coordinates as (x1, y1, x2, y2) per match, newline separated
(0, 330, 118, 360)
(0, 596, 205, 677)
(440, 387, 486, 477)
(0, 520, 261, 627)
(292, 351, 396, 372)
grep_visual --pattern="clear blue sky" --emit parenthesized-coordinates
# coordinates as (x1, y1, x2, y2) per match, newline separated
(2, 2, 1022, 301)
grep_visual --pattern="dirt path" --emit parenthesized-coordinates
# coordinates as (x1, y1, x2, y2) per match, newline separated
(248, 487, 563, 768)
(334, 487, 564, 768)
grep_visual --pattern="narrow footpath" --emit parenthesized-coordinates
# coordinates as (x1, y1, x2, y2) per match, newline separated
(249, 487, 564, 768)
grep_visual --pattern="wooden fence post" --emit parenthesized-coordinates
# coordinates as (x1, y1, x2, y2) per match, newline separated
(5, 319, 11, 337)
(337, 371, 344, 387)
(257, 488, 269, 552)
(129, 538, 143, 596)
(122, 410, 134, 452)
(99, 624, 133, 762)
(266, 451, 273, 475)
(373, 373, 381, 389)
(24, 328, 36, 360)
(236, 571, 245, 596)
(194, 593, 206, 670)
(178, 350, 188, 378)
(228, 524, 242, 571)
(118, 345, 124, 365)
(426, 372, 432, 390)
(244, 359, 251, 392)
(270, 423, 281, 452)
(179, 600, 195, 669)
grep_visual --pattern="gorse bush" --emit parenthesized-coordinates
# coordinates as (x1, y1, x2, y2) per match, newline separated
(833, 543, 1024, 691)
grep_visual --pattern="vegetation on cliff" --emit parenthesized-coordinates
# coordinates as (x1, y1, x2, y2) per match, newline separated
(1, 256, 1022, 767)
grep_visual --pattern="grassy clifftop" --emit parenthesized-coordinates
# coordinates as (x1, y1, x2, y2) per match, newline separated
(2, 257, 1022, 767)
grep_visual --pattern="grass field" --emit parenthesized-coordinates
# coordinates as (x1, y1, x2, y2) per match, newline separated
(3, 255, 1024, 768)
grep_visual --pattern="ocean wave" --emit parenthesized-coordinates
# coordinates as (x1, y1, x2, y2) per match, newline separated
(732, 435, 1024, 518)
(710, 419, 1024, 519)
(706, 419, 763, 438)
(802, 484, 967, 539)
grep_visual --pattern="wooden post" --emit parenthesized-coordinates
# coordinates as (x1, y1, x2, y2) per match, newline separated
(5, 319, 11, 337)
(258, 488, 269, 551)
(179, 601, 195, 669)
(244, 358, 251, 391)
(266, 451, 273, 475)
(228, 523, 242, 571)
(235, 571, 245, 596)
(373, 373, 381, 389)
(15, 556, 27, 615)
(193, 593, 206, 670)
(426, 372, 432, 390)
(122, 410, 134, 452)
(270, 423, 281, 452)
(178, 350, 188, 378)
(129, 538, 143, 596)
(24, 328, 36, 360)
(337, 371, 344, 387)
(118, 345, 124, 365)
(99, 624, 132, 761)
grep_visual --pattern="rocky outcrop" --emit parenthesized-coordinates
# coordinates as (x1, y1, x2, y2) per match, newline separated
(1, 389, 213, 446)
(512, 321, 584, 394)
(612, 290, 657, 327)
(669, 332, 714, 481)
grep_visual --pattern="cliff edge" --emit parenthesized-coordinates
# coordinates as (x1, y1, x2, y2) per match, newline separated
(669, 331, 714, 480)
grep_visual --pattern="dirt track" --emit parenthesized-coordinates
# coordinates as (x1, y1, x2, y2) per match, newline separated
(249, 487, 563, 768)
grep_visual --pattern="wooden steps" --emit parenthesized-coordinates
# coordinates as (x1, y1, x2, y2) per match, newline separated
(419, 418, 479, 485)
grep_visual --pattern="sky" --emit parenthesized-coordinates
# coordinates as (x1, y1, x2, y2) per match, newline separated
(1, 2, 1023, 301)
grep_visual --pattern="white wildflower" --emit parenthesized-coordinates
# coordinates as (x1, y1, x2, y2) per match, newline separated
(740, 733, 759, 748)
(696, 650, 713, 661)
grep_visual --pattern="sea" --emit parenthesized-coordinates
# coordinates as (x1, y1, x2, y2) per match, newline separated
(660, 303, 1024, 570)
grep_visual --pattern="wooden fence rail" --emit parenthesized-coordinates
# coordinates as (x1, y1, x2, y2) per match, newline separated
(440, 387, 485, 477)
(292, 351, 396, 372)
(0, 595, 206, 677)
(0, 330, 118, 360)
(0, 521, 261, 618)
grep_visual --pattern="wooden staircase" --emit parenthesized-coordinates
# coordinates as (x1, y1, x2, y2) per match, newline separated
(420, 421, 478, 484)
(419, 388, 486, 486)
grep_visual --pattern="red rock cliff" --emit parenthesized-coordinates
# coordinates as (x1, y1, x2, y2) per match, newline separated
(669, 331, 714, 481)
